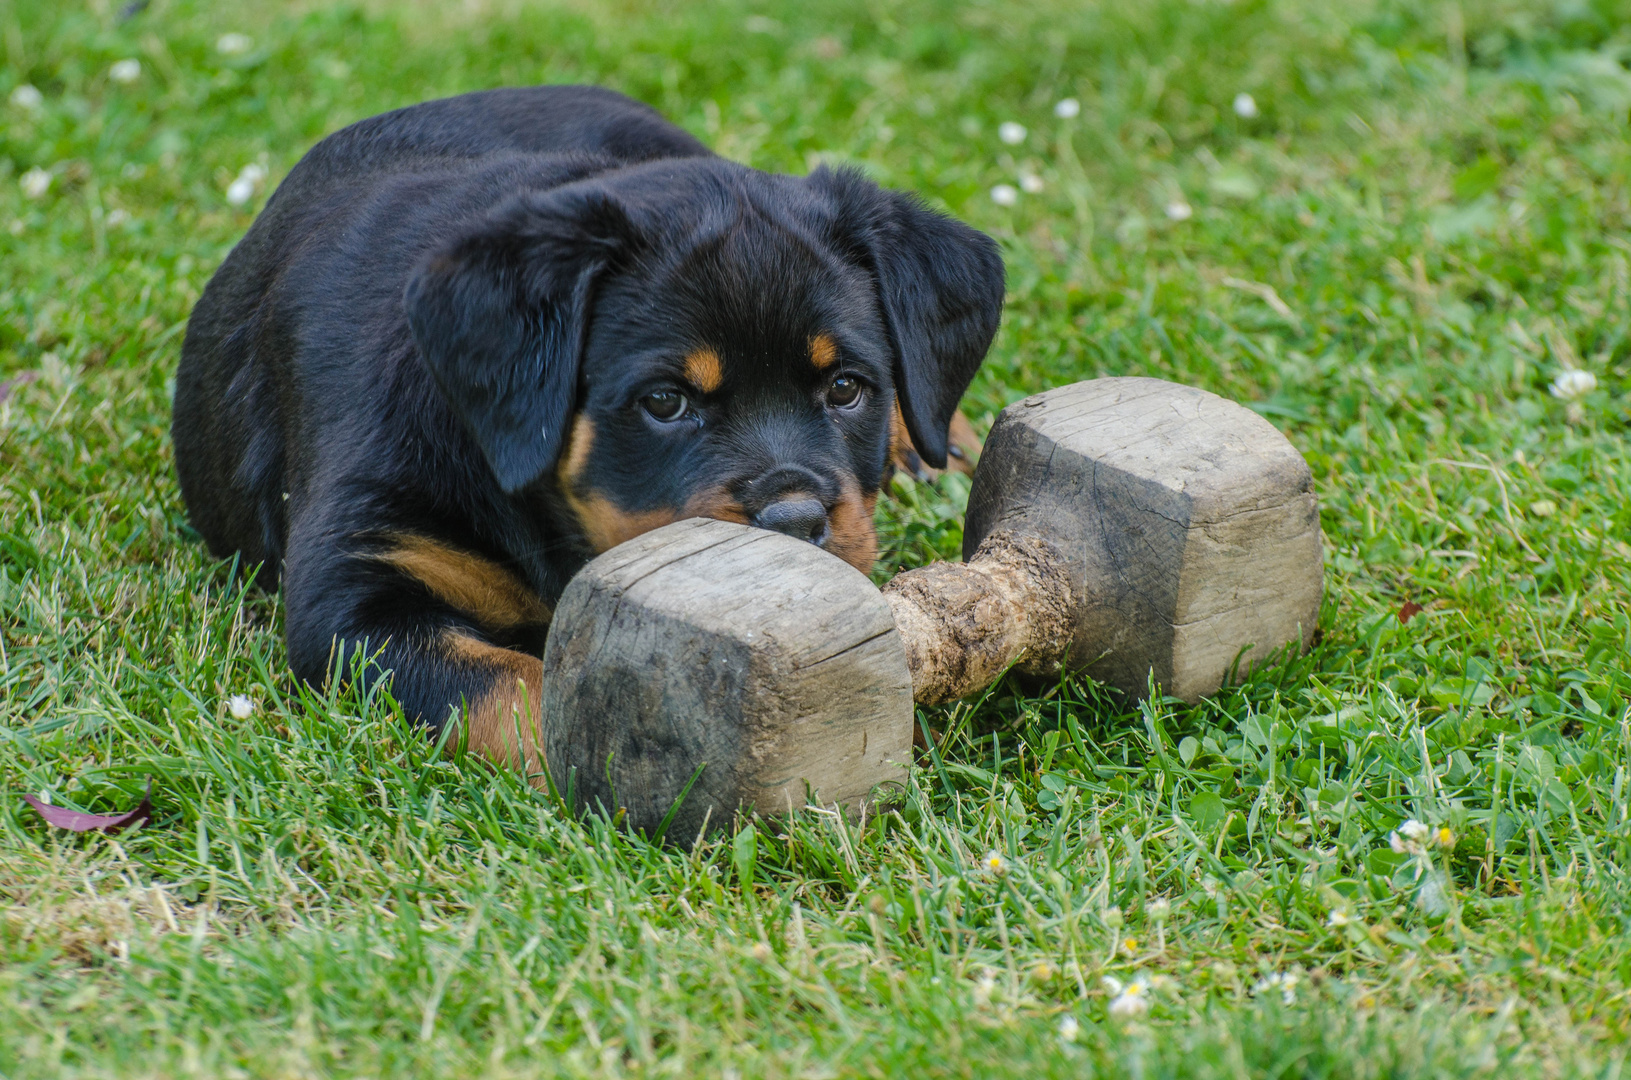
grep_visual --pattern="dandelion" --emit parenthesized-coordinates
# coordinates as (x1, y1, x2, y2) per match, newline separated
(1018, 172, 1044, 194)
(109, 59, 142, 84)
(1054, 97, 1081, 119)
(10, 84, 43, 111)
(1165, 200, 1193, 221)
(1057, 1014, 1080, 1043)
(998, 121, 1027, 145)
(1104, 975, 1150, 1019)
(1550, 369, 1597, 400)
(1326, 910, 1351, 928)
(18, 168, 50, 200)
(990, 184, 1018, 207)
(1252, 971, 1298, 1005)
(1233, 92, 1259, 119)
(226, 163, 268, 207)
(228, 694, 254, 719)
(216, 33, 254, 55)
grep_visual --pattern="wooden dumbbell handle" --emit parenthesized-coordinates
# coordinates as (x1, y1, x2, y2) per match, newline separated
(881, 531, 1077, 706)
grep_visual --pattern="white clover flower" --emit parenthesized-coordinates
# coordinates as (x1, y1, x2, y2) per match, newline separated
(18, 167, 50, 200)
(10, 84, 44, 111)
(1390, 818, 1433, 856)
(1233, 92, 1259, 119)
(990, 183, 1018, 207)
(981, 849, 1009, 875)
(1054, 97, 1081, 119)
(998, 121, 1027, 145)
(228, 694, 254, 719)
(1018, 172, 1044, 194)
(1146, 898, 1171, 923)
(1550, 369, 1597, 400)
(1165, 200, 1193, 221)
(1252, 971, 1298, 1005)
(109, 59, 142, 84)
(1104, 975, 1150, 1019)
(217, 33, 254, 55)
(1326, 910, 1351, 928)
(1057, 1014, 1080, 1043)
(226, 162, 268, 207)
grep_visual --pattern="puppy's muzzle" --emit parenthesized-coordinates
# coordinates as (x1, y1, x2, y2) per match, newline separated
(741, 465, 836, 548)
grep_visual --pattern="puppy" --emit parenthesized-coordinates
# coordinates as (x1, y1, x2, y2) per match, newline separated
(173, 86, 1004, 779)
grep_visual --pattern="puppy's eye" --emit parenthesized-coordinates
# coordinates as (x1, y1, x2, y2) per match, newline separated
(641, 390, 689, 422)
(826, 375, 863, 409)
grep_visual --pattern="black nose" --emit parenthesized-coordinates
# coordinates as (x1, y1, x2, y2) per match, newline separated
(753, 498, 829, 546)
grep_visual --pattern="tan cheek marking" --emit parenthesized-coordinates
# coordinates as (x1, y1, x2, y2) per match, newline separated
(683, 347, 723, 394)
(809, 333, 838, 371)
(556, 414, 681, 552)
(444, 632, 546, 784)
(889, 403, 983, 481)
(825, 479, 879, 572)
(375, 536, 550, 629)
(683, 487, 751, 524)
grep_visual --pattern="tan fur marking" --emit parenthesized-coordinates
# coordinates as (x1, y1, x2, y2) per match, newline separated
(825, 479, 880, 572)
(889, 403, 982, 481)
(444, 632, 547, 784)
(683, 487, 752, 524)
(376, 536, 549, 629)
(809, 333, 839, 371)
(683, 347, 723, 393)
(558, 414, 684, 552)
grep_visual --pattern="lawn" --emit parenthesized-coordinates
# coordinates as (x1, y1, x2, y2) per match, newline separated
(3, 0, 1631, 1075)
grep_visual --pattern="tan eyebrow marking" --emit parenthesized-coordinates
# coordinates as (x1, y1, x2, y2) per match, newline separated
(809, 333, 839, 371)
(682, 347, 723, 393)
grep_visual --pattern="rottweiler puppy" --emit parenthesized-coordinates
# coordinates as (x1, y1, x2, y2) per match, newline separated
(173, 86, 1004, 779)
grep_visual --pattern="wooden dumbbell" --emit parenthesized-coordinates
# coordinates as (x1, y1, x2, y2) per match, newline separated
(537, 377, 1323, 837)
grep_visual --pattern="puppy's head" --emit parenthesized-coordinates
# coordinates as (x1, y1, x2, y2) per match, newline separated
(406, 160, 1003, 573)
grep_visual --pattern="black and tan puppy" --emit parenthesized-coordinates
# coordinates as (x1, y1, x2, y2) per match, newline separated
(174, 86, 1004, 779)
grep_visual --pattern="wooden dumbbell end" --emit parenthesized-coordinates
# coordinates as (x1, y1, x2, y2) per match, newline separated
(882, 531, 1076, 706)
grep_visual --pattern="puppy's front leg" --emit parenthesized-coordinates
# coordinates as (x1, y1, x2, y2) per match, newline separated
(283, 531, 553, 786)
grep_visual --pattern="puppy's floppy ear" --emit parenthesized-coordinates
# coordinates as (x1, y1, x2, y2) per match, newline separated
(405, 186, 638, 493)
(811, 166, 1005, 468)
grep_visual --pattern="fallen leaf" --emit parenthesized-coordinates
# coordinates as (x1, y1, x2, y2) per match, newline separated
(23, 778, 152, 833)
(1398, 601, 1424, 624)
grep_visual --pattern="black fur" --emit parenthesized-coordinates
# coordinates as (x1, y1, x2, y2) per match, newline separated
(174, 85, 1004, 735)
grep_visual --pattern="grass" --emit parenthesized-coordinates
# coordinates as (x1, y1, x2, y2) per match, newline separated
(3, 0, 1631, 1075)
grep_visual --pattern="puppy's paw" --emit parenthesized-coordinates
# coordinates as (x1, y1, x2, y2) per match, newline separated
(890, 406, 982, 482)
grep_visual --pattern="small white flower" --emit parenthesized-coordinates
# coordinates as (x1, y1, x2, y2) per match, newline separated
(1550, 369, 1597, 400)
(1057, 1014, 1080, 1043)
(981, 849, 1009, 875)
(18, 167, 50, 199)
(105, 208, 129, 228)
(990, 184, 1018, 207)
(1391, 818, 1433, 856)
(1054, 97, 1081, 119)
(1233, 92, 1259, 119)
(1146, 898, 1171, 923)
(216, 33, 254, 55)
(1102, 905, 1124, 929)
(226, 162, 268, 207)
(1252, 971, 1298, 1005)
(228, 694, 254, 719)
(109, 59, 142, 84)
(1018, 172, 1044, 194)
(1326, 910, 1350, 928)
(1104, 975, 1150, 1019)
(10, 84, 44, 111)
(1165, 200, 1193, 221)
(998, 121, 1027, 145)
(973, 970, 997, 1004)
